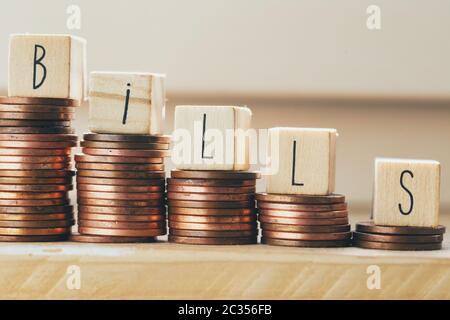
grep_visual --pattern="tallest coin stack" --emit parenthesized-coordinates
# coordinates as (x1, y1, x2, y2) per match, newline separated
(0, 97, 78, 242)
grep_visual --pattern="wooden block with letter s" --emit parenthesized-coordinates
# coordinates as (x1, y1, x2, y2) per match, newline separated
(8, 34, 86, 101)
(172, 105, 252, 170)
(265, 127, 337, 195)
(88, 72, 166, 135)
(373, 158, 440, 227)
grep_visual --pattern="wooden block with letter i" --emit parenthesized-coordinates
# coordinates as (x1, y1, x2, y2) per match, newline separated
(8, 34, 86, 100)
(172, 105, 252, 170)
(266, 127, 337, 195)
(88, 72, 166, 135)
(373, 158, 440, 227)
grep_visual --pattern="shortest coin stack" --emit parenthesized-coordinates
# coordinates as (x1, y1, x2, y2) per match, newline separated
(167, 170, 260, 245)
(71, 133, 171, 243)
(257, 193, 351, 247)
(353, 221, 445, 251)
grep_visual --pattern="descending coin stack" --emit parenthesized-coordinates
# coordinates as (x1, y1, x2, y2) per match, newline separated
(0, 97, 78, 242)
(257, 193, 352, 247)
(167, 170, 260, 245)
(353, 221, 445, 251)
(71, 133, 170, 243)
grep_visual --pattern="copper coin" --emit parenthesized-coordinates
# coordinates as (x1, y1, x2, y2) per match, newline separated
(84, 133, 171, 143)
(262, 230, 351, 241)
(79, 227, 166, 237)
(258, 215, 348, 226)
(168, 207, 256, 216)
(80, 141, 169, 150)
(262, 237, 351, 248)
(75, 162, 164, 171)
(82, 148, 170, 158)
(0, 96, 79, 106)
(78, 213, 165, 222)
(167, 178, 256, 187)
(0, 112, 74, 120)
(256, 193, 346, 204)
(169, 214, 255, 224)
(171, 170, 260, 180)
(77, 184, 163, 193)
(0, 127, 74, 134)
(0, 234, 69, 242)
(0, 148, 71, 156)
(0, 162, 70, 170)
(258, 209, 348, 219)
(0, 220, 74, 228)
(77, 191, 164, 200)
(76, 176, 164, 186)
(168, 221, 256, 231)
(0, 198, 69, 206)
(0, 134, 77, 142)
(0, 227, 70, 236)
(356, 221, 446, 235)
(169, 235, 257, 245)
(0, 205, 73, 214)
(353, 232, 443, 244)
(69, 233, 156, 243)
(261, 223, 351, 233)
(0, 120, 70, 127)
(0, 177, 72, 185)
(75, 154, 163, 164)
(78, 205, 164, 215)
(0, 213, 73, 221)
(78, 198, 164, 207)
(0, 170, 74, 178)
(167, 192, 254, 202)
(0, 104, 75, 113)
(76, 169, 165, 179)
(78, 220, 166, 230)
(353, 239, 442, 251)
(0, 191, 67, 199)
(167, 185, 255, 194)
(257, 202, 348, 212)
(168, 200, 254, 209)
(0, 155, 71, 163)
(169, 229, 257, 238)
(0, 141, 76, 148)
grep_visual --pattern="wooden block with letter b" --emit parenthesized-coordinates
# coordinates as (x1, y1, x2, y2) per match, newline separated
(172, 105, 252, 170)
(8, 34, 86, 101)
(88, 72, 166, 135)
(373, 158, 440, 227)
(266, 127, 337, 195)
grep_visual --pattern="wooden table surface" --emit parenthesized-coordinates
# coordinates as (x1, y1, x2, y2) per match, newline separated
(0, 213, 448, 300)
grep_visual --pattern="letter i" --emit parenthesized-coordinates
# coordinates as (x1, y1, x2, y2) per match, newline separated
(122, 83, 131, 125)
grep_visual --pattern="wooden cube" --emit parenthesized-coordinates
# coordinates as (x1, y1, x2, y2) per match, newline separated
(88, 72, 166, 135)
(373, 158, 440, 227)
(8, 34, 86, 101)
(173, 105, 252, 170)
(266, 127, 337, 195)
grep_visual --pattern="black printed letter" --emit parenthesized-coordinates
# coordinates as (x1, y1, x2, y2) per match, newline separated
(33, 44, 47, 89)
(399, 170, 414, 215)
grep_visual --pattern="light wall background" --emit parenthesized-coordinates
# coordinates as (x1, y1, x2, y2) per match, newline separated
(0, 0, 449, 214)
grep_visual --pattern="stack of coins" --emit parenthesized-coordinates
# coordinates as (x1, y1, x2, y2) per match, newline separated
(71, 133, 170, 243)
(0, 97, 78, 242)
(353, 221, 445, 251)
(167, 170, 260, 245)
(257, 193, 351, 247)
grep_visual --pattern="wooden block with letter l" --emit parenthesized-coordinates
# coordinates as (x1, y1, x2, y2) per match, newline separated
(172, 105, 252, 170)
(8, 34, 86, 101)
(88, 72, 166, 135)
(373, 158, 440, 227)
(265, 127, 337, 195)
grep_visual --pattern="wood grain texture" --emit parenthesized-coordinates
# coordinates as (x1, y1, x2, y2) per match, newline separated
(88, 72, 165, 135)
(373, 158, 440, 227)
(266, 127, 337, 195)
(8, 34, 86, 101)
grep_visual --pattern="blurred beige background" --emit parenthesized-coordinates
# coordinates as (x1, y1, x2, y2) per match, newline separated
(0, 0, 449, 215)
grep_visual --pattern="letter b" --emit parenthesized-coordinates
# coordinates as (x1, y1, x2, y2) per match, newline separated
(33, 44, 47, 89)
